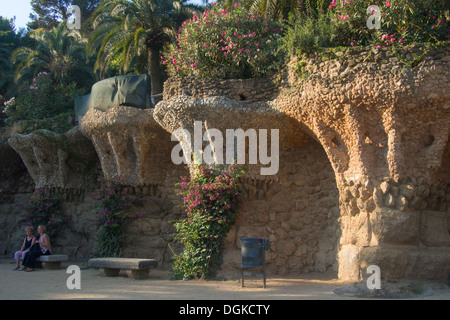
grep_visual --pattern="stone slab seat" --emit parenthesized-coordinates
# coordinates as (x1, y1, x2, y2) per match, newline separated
(88, 257, 158, 280)
(35, 254, 68, 269)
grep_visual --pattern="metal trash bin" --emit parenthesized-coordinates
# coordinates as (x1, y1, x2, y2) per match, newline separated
(241, 238, 269, 288)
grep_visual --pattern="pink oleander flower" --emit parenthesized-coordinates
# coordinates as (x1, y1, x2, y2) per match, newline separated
(386, 1, 391, 7)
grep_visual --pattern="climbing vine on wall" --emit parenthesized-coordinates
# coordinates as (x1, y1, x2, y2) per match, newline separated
(22, 188, 65, 240)
(91, 177, 136, 257)
(170, 163, 244, 280)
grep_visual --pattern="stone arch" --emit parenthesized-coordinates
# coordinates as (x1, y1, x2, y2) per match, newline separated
(154, 95, 343, 278)
(221, 140, 341, 277)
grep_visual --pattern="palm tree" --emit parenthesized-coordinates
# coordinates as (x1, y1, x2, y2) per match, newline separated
(11, 22, 95, 89)
(225, 0, 326, 20)
(87, 0, 198, 102)
(0, 17, 22, 96)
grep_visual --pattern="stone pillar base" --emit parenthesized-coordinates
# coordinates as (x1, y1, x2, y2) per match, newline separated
(338, 245, 450, 281)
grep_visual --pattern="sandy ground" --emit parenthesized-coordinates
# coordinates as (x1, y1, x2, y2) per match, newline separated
(0, 257, 448, 300)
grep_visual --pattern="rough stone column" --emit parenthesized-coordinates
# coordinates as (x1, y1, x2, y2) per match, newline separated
(275, 46, 450, 280)
(79, 106, 179, 191)
(8, 126, 98, 190)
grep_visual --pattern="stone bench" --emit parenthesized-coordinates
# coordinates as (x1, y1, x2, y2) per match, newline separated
(88, 257, 158, 280)
(21, 254, 69, 269)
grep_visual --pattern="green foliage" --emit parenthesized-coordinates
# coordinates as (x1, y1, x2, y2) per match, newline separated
(91, 177, 136, 257)
(170, 164, 244, 280)
(21, 189, 66, 240)
(11, 23, 96, 92)
(3, 71, 85, 124)
(29, 0, 72, 30)
(0, 17, 23, 97)
(328, 0, 448, 47)
(163, 2, 285, 79)
(87, 0, 197, 97)
(0, 95, 6, 126)
(282, 9, 340, 56)
(282, 0, 449, 57)
(237, 0, 330, 20)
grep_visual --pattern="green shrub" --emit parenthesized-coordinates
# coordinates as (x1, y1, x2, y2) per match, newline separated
(283, 10, 340, 55)
(328, 0, 449, 47)
(163, 2, 285, 79)
(0, 94, 6, 126)
(283, 0, 449, 56)
(3, 71, 85, 123)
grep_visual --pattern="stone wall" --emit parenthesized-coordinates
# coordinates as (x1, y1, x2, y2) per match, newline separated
(1, 44, 448, 282)
(163, 77, 278, 103)
(0, 137, 187, 263)
(273, 44, 450, 280)
(0, 141, 34, 256)
(221, 143, 340, 277)
(156, 44, 450, 281)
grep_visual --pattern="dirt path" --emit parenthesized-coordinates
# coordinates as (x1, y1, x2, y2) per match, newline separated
(0, 257, 448, 300)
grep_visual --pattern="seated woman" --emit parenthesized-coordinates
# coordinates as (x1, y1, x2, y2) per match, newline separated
(13, 226, 36, 270)
(21, 225, 52, 272)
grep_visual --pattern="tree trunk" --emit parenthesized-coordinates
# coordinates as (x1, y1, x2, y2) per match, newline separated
(148, 47, 164, 105)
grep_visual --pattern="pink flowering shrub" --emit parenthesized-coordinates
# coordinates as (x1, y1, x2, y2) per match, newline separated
(329, 0, 448, 47)
(163, 2, 284, 79)
(171, 163, 244, 279)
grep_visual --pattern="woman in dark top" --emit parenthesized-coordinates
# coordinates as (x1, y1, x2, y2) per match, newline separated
(13, 226, 36, 270)
(21, 225, 52, 272)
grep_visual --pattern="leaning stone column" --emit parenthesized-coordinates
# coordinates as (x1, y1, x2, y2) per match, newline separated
(8, 126, 98, 190)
